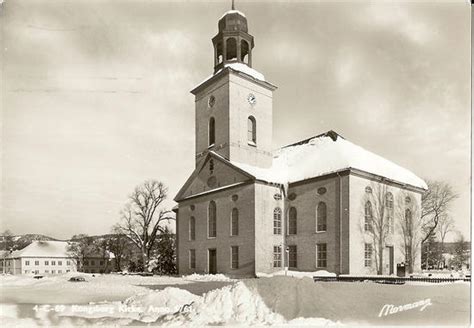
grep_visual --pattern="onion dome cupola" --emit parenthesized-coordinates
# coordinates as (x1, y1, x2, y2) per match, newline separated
(212, 4, 254, 73)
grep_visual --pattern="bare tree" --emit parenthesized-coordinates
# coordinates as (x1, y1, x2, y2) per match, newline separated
(421, 180, 457, 245)
(93, 238, 110, 273)
(451, 232, 469, 270)
(107, 225, 132, 272)
(436, 214, 454, 253)
(118, 180, 174, 271)
(361, 183, 392, 275)
(395, 192, 422, 274)
(67, 234, 95, 271)
(1, 230, 14, 251)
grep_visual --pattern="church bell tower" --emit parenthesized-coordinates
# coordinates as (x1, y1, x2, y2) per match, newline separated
(190, 5, 277, 169)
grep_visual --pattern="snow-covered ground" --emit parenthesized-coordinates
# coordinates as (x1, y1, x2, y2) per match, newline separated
(182, 273, 235, 282)
(0, 272, 469, 326)
(257, 269, 336, 278)
(0, 273, 336, 327)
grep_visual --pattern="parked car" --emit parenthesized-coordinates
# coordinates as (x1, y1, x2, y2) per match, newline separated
(68, 276, 86, 282)
(33, 275, 44, 279)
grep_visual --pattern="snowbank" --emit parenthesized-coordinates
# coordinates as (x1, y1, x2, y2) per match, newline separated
(182, 273, 234, 282)
(53, 281, 329, 326)
(52, 281, 336, 326)
(256, 270, 336, 279)
(164, 282, 284, 326)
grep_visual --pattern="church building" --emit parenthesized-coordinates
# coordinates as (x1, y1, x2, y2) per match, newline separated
(174, 7, 427, 277)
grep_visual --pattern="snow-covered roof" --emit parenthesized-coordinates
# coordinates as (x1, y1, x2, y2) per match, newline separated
(195, 63, 267, 91)
(6, 241, 70, 258)
(224, 63, 265, 82)
(231, 131, 427, 190)
(219, 9, 246, 20)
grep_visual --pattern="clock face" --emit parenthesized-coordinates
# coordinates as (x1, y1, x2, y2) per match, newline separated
(247, 93, 256, 105)
(208, 95, 216, 108)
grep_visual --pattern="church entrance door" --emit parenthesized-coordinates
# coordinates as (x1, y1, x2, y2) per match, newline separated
(208, 249, 217, 274)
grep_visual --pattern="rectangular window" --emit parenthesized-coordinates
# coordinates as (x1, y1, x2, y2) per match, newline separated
(91, 260, 95, 266)
(316, 243, 327, 268)
(231, 246, 239, 269)
(84, 260, 89, 266)
(67, 261, 71, 266)
(45, 261, 49, 266)
(52, 270, 55, 274)
(35, 261, 39, 266)
(273, 246, 282, 268)
(58, 270, 62, 273)
(189, 217, 196, 240)
(58, 261, 62, 266)
(288, 245, 297, 268)
(45, 270, 49, 273)
(189, 249, 196, 269)
(25, 261, 30, 266)
(273, 209, 282, 235)
(100, 261, 104, 266)
(51, 261, 56, 266)
(365, 243, 373, 267)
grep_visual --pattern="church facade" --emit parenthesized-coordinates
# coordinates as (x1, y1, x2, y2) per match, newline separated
(174, 8, 427, 277)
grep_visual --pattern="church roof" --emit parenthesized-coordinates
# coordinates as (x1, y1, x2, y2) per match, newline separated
(230, 130, 427, 190)
(4, 240, 70, 258)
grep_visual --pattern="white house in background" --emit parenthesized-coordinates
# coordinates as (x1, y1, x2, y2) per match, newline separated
(0, 240, 76, 275)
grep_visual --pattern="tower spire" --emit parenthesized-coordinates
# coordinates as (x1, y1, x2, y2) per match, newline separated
(231, 0, 235, 10)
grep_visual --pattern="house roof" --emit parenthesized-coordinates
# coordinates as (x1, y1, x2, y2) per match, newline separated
(231, 130, 427, 190)
(4, 241, 69, 258)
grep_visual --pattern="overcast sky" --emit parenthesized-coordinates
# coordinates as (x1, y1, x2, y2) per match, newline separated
(1, 0, 470, 241)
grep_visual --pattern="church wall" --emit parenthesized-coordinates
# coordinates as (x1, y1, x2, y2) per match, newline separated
(285, 175, 347, 273)
(254, 183, 285, 274)
(177, 183, 256, 277)
(194, 74, 230, 166)
(228, 73, 273, 168)
(348, 174, 423, 275)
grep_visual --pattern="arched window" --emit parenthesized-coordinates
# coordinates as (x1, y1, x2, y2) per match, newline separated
(386, 192, 394, 233)
(248, 116, 256, 144)
(405, 196, 411, 205)
(241, 40, 249, 63)
(189, 216, 196, 241)
(216, 42, 223, 64)
(364, 201, 373, 232)
(209, 117, 215, 146)
(365, 186, 372, 194)
(226, 38, 237, 60)
(316, 202, 327, 232)
(289, 207, 297, 235)
(231, 208, 239, 236)
(208, 201, 216, 238)
(273, 208, 282, 235)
